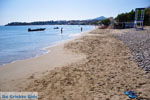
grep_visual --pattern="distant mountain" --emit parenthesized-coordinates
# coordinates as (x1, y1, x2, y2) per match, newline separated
(5, 16, 107, 26)
(88, 16, 106, 21)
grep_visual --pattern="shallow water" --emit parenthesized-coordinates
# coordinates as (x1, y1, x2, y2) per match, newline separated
(0, 25, 94, 65)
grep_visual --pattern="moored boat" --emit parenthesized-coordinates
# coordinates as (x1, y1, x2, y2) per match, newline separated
(54, 27, 59, 29)
(28, 28, 46, 32)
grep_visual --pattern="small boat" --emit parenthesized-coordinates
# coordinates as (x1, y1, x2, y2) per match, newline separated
(54, 27, 59, 29)
(28, 28, 46, 32)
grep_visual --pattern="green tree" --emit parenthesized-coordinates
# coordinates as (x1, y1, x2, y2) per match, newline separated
(144, 8, 150, 25)
(115, 8, 150, 26)
(101, 19, 111, 26)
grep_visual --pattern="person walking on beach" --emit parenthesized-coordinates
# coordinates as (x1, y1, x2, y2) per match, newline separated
(61, 28, 63, 34)
(81, 27, 83, 32)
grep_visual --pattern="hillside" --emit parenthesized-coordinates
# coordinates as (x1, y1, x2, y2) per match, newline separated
(5, 16, 106, 26)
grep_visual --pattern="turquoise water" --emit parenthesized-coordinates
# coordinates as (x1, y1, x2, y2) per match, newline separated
(0, 25, 94, 65)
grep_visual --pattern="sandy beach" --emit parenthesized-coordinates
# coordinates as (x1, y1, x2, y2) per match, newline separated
(0, 28, 150, 100)
(0, 39, 86, 91)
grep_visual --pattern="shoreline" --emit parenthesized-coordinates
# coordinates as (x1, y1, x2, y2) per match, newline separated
(26, 28, 150, 100)
(0, 29, 95, 91)
(1, 28, 149, 99)
(0, 28, 95, 67)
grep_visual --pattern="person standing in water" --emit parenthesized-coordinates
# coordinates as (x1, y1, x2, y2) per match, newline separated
(81, 27, 83, 32)
(61, 28, 63, 34)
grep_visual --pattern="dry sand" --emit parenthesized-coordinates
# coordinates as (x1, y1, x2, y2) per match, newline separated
(0, 28, 150, 100)
(0, 41, 86, 91)
(26, 29, 150, 100)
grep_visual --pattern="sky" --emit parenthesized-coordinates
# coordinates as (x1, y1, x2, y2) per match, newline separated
(0, 0, 149, 25)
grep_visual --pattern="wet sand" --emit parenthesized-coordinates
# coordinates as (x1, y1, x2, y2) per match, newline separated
(26, 29, 150, 100)
(0, 28, 150, 100)
(0, 41, 86, 91)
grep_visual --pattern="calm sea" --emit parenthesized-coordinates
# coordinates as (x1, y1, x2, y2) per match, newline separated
(0, 25, 94, 66)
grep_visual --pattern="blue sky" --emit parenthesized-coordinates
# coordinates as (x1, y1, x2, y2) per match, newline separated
(0, 0, 149, 25)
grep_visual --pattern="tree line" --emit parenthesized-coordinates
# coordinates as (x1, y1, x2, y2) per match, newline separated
(100, 8, 150, 26)
(6, 8, 150, 26)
